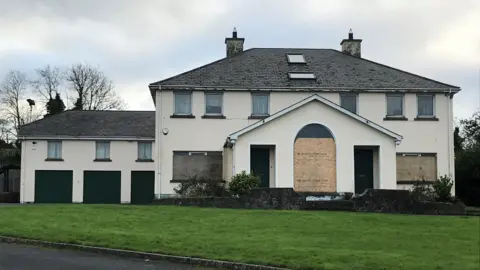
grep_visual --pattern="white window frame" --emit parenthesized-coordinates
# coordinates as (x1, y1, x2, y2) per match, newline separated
(47, 140, 62, 159)
(251, 93, 270, 116)
(204, 92, 223, 115)
(416, 94, 435, 118)
(95, 141, 110, 160)
(385, 94, 405, 117)
(286, 54, 306, 64)
(137, 141, 153, 160)
(288, 72, 316, 79)
(174, 92, 192, 115)
(340, 93, 358, 114)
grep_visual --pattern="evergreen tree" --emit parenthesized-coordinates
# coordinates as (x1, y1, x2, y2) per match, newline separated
(45, 92, 66, 116)
(73, 97, 83, 110)
(453, 127, 464, 153)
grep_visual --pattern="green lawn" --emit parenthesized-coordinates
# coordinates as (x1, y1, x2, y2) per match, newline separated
(0, 205, 478, 270)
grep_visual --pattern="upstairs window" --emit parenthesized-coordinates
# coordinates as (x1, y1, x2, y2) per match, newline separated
(47, 141, 62, 159)
(174, 92, 192, 115)
(205, 93, 223, 115)
(95, 141, 110, 160)
(286, 54, 306, 64)
(138, 142, 153, 160)
(252, 93, 269, 116)
(417, 94, 435, 117)
(288, 72, 316, 80)
(340, 94, 357, 114)
(386, 94, 404, 117)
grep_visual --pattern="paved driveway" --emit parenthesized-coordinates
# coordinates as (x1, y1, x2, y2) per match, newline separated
(0, 243, 213, 270)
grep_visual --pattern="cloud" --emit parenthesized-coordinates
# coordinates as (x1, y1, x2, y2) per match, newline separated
(0, 0, 231, 54)
(0, 0, 233, 111)
(425, 8, 480, 66)
(0, 0, 478, 118)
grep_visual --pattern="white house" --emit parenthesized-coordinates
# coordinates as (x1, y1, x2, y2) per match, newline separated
(18, 29, 460, 203)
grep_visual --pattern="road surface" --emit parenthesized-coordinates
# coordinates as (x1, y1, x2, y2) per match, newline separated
(0, 243, 213, 270)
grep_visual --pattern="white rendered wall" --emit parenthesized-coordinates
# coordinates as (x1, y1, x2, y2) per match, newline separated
(20, 140, 154, 203)
(154, 90, 453, 195)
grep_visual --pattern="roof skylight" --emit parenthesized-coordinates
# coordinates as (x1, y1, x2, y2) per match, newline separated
(286, 54, 306, 64)
(288, 72, 316, 80)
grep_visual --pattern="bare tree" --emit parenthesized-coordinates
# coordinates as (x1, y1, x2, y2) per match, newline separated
(30, 65, 69, 116)
(0, 118, 10, 143)
(65, 63, 125, 110)
(0, 70, 40, 137)
(31, 64, 63, 102)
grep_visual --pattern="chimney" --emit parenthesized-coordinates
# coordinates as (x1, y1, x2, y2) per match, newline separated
(225, 27, 244, 57)
(340, 29, 362, 57)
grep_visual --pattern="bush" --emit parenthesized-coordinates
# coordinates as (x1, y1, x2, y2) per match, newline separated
(410, 175, 456, 203)
(228, 171, 260, 197)
(410, 179, 434, 201)
(432, 175, 454, 202)
(173, 175, 228, 197)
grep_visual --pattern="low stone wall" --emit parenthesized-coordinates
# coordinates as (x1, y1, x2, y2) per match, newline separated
(300, 200, 355, 211)
(352, 189, 466, 215)
(152, 188, 467, 216)
(0, 192, 19, 203)
(153, 188, 305, 210)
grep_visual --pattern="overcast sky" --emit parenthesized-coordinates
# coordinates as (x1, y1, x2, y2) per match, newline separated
(0, 0, 478, 119)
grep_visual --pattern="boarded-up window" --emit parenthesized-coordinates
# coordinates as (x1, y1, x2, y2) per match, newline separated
(396, 153, 437, 182)
(172, 151, 223, 181)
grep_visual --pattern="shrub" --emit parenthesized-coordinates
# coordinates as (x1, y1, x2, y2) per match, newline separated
(432, 175, 454, 202)
(410, 178, 434, 201)
(228, 171, 260, 197)
(173, 175, 228, 197)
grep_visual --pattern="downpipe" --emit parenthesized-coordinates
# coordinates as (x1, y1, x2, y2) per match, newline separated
(446, 89, 454, 195)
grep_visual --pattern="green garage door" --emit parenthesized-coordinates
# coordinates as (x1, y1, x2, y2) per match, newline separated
(131, 171, 155, 205)
(83, 171, 121, 204)
(35, 170, 73, 203)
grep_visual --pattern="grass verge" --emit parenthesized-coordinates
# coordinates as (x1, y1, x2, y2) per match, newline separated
(0, 205, 478, 270)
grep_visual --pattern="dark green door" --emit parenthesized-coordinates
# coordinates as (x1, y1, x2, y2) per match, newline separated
(35, 170, 73, 203)
(83, 171, 121, 204)
(250, 147, 270, 187)
(131, 171, 155, 204)
(354, 149, 374, 194)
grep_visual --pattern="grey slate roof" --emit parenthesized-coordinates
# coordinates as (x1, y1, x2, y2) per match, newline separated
(150, 48, 460, 90)
(18, 110, 155, 138)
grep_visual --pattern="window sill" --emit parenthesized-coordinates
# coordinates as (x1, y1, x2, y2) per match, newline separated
(383, 116, 408, 121)
(93, 158, 112, 162)
(136, 159, 154, 162)
(397, 180, 434, 185)
(414, 117, 439, 121)
(248, 115, 270, 120)
(45, 158, 64, 162)
(201, 115, 226, 119)
(170, 114, 195, 119)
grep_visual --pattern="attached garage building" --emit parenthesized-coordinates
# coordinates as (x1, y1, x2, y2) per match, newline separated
(18, 111, 156, 204)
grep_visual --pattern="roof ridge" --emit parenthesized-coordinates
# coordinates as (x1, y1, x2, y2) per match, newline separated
(326, 49, 460, 89)
(149, 48, 255, 86)
(18, 110, 70, 132)
(249, 47, 332, 50)
(73, 110, 154, 113)
(18, 110, 155, 134)
(150, 47, 461, 91)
